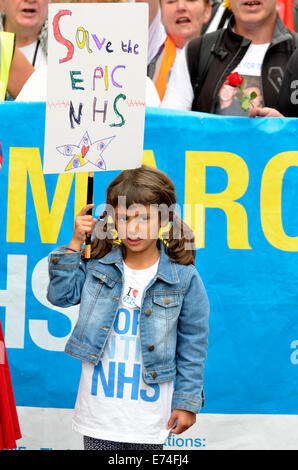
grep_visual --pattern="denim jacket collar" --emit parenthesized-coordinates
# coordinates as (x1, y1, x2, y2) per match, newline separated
(96, 241, 179, 285)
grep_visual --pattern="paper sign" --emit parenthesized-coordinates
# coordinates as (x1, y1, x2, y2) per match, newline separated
(43, 3, 148, 174)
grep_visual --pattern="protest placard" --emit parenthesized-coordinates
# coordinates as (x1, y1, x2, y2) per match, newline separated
(43, 2, 148, 175)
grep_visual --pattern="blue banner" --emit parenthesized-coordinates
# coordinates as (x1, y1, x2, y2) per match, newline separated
(1, 102, 298, 415)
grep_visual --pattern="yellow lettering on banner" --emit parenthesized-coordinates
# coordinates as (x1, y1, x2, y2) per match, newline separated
(185, 151, 251, 249)
(7, 147, 86, 243)
(261, 151, 298, 251)
(142, 150, 157, 168)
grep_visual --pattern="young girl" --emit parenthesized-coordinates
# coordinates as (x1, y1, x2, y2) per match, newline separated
(47, 165, 209, 451)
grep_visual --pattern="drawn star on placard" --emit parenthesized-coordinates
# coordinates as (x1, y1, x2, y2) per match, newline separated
(56, 131, 115, 172)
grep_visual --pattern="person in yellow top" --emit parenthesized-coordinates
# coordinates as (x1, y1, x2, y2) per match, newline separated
(0, 30, 33, 100)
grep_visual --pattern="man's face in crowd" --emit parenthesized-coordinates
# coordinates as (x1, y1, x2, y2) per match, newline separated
(160, 0, 211, 49)
(229, 0, 277, 28)
(1, 0, 48, 34)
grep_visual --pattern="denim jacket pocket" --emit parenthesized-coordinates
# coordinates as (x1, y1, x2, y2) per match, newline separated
(152, 294, 180, 319)
(86, 268, 116, 298)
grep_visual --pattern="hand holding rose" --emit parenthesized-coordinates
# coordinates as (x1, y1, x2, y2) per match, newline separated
(225, 72, 258, 112)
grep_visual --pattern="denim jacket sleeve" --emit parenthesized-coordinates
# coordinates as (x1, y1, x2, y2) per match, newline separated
(171, 267, 209, 414)
(47, 247, 86, 307)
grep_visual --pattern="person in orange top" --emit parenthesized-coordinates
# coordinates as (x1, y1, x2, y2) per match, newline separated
(138, 0, 211, 101)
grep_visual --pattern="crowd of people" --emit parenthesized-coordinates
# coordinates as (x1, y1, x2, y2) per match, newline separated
(0, 0, 297, 116)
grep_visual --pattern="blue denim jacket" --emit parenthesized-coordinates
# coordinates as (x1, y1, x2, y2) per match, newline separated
(47, 244, 209, 413)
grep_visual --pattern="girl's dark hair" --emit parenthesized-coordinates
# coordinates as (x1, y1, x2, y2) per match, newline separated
(84, 165, 195, 265)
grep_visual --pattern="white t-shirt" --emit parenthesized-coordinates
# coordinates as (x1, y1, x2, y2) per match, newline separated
(15, 64, 47, 102)
(148, 8, 167, 65)
(19, 40, 47, 69)
(162, 42, 270, 115)
(72, 259, 174, 444)
(148, 8, 181, 102)
(146, 76, 161, 107)
(215, 43, 269, 116)
(161, 46, 192, 110)
(204, 3, 228, 34)
(16, 66, 160, 106)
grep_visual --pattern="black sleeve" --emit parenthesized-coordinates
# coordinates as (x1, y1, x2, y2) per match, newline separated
(277, 49, 298, 117)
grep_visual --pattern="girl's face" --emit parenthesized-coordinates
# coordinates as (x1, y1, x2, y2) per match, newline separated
(115, 204, 161, 259)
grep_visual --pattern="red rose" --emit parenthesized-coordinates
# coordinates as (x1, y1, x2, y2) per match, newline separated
(225, 72, 244, 87)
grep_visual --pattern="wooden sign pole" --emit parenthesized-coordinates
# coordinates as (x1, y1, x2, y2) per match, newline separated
(85, 172, 94, 259)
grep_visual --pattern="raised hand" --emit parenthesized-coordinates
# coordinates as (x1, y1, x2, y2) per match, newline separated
(66, 204, 97, 252)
